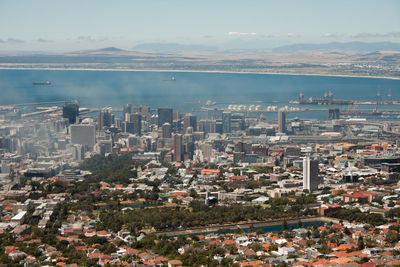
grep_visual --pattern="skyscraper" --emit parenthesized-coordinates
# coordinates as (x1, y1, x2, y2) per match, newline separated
(222, 111, 231, 133)
(215, 121, 223, 134)
(328, 108, 340, 120)
(158, 108, 173, 127)
(173, 133, 183, 162)
(278, 110, 286, 133)
(132, 106, 151, 122)
(125, 113, 142, 135)
(183, 114, 197, 133)
(63, 102, 79, 124)
(303, 157, 319, 191)
(231, 113, 245, 131)
(70, 124, 96, 149)
(208, 109, 223, 120)
(198, 119, 216, 134)
(123, 104, 132, 118)
(97, 108, 112, 130)
(161, 123, 172, 138)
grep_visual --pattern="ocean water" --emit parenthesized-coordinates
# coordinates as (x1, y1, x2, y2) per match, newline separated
(1, 69, 399, 119)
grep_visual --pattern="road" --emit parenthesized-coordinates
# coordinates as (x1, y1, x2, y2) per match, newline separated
(152, 216, 341, 236)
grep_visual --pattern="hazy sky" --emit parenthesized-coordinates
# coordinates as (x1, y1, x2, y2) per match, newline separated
(0, 0, 399, 51)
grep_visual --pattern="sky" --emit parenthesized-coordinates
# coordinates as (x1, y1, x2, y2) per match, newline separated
(0, 0, 399, 52)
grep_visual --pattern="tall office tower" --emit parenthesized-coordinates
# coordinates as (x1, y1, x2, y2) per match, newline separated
(124, 112, 131, 122)
(132, 106, 151, 122)
(215, 121, 223, 134)
(278, 110, 286, 133)
(183, 114, 197, 133)
(98, 140, 112, 156)
(125, 113, 141, 135)
(208, 108, 223, 120)
(303, 157, 319, 191)
(70, 124, 96, 149)
(173, 111, 182, 121)
(185, 126, 194, 135)
(235, 141, 252, 154)
(231, 113, 245, 131)
(132, 113, 142, 135)
(328, 108, 340, 120)
(158, 108, 173, 127)
(97, 108, 112, 130)
(184, 140, 195, 160)
(173, 134, 184, 162)
(123, 104, 132, 118)
(222, 111, 231, 133)
(161, 123, 172, 138)
(114, 118, 122, 128)
(198, 119, 216, 134)
(63, 101, 79, 124)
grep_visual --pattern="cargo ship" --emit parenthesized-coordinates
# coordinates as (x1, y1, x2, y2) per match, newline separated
(163, 76, 175, 81)
(32, 81, 51, 85)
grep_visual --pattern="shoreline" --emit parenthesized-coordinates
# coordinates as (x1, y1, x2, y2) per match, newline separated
(153, 216, 341, 236)
(0, 66, 399, 81)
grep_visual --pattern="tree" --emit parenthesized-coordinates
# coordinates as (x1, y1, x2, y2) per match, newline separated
(344, 227, 351, 236)
(319, 240, 331, 254)
(385, 230, 400, 244)
(322, 189, 331, 194)
(298, 220, 303, 228)
(386, 208, 400, 219)
(234, 228, 244, 235)
(357, 236, 365, 250)
(256, 229, 264, 236)
(190, 189, 198, 199)
(248, 243, 264, 252)
(282, 220, 288, 231)
(232, 169, 241, 176)
(19, 176, 28, 187)
(249, 224, 255, 233)
(101, 242, 117, 254)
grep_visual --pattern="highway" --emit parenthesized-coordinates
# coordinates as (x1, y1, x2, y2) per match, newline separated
(12, 100, 69, 108)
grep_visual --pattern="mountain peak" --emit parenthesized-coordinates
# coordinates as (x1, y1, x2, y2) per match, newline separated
(133, 42, 216, 52)
(98, 47, 126, 52)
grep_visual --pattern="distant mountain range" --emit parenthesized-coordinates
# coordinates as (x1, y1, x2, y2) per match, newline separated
(2, 42, 400, 56)
(98, 47, 126, 52)
(130, 41, 400, 53)
(1, 43, 399, 78)
(272, 41, 400, 53)
(133, 42, 217, 52)
(1, 42, 399, 69)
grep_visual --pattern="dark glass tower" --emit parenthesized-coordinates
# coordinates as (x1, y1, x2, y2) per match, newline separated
(63, 102, 79, 124)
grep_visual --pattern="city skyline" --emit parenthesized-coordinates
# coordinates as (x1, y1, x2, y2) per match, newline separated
(2, 1, 400, 265)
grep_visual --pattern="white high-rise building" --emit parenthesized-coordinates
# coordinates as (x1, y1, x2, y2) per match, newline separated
(303, 157, 319, 191)
(278, 110, 286, 133)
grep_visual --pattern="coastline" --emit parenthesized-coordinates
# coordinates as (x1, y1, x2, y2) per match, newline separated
(0, 66, 399, 81)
